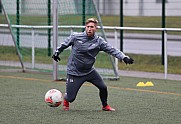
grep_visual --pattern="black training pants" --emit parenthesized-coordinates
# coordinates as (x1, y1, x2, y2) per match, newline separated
(64, 70, 108, 107)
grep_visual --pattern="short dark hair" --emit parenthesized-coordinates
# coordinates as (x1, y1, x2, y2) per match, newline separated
(85, 18, 98, 25)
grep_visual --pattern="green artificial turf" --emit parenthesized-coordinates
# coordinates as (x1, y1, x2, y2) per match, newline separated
(0, 71, 180, 124)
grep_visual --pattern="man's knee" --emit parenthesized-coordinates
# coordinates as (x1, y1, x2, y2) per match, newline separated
(100, 85, 107, 92)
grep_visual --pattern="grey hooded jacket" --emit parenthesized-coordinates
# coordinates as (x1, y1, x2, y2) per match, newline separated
(56, 31, 126, 76)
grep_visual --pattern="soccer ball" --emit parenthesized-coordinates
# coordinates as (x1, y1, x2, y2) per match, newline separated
(45, 89, 63, 107)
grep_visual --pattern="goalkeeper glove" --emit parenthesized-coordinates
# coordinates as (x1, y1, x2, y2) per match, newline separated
(123, 56, 134, 64)
(52, 52, 61, 62)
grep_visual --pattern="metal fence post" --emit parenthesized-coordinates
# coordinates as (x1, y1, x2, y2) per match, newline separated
(114, 29, 118, 72)
(164, 30, 167, 79)
(31, 28, 35, 69)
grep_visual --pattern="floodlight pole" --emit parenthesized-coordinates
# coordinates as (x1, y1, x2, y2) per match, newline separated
(47, 0, 51, 56)
(53, 0, 58, 80)
(82, 0, 86, 31)
(0, 1, 2, 13)
(162, 0, 166, 65)
(120, 0, 123, 51)
(16, 0, 20, 49)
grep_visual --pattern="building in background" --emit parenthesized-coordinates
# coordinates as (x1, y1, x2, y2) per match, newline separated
(0, 0, 181, 16)
(96, 0, 180, 16)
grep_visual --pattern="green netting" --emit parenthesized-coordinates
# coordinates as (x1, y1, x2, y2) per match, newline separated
(0, 0, 118, 79)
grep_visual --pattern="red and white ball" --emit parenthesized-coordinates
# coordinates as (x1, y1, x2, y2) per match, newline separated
(45, 89, 63, 107)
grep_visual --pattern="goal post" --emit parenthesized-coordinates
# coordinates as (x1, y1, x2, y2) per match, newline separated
(0, 0, 119, 80)
(0, 0, 55, 73)
(52, 0, 58, 80)
(0, 0, 25, 71)
(52, 0, 119, 80)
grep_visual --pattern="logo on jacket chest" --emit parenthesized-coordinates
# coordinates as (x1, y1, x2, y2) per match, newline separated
(76, 40, 97, 51)
(78, 40, 83, 44)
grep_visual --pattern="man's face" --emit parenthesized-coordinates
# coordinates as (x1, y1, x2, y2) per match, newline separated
(85, 22, 97, 37)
